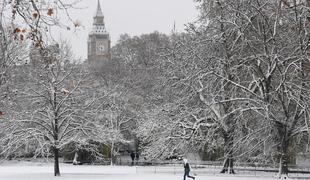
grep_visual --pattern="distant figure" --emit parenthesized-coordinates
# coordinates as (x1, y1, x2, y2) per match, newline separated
(135, 152, 140, 165)
(73, 151, 79, 165)
(130, 152, 135, 166)
(183, 159, 195, 180)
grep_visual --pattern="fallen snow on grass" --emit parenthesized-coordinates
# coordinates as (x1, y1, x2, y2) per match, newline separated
(0, 161, 308, 180)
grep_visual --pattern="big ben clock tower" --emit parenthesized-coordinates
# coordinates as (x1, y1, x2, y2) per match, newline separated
(87, 0, 111, 63)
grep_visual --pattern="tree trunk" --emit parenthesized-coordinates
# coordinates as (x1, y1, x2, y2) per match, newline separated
(220, 156, 235, 174)
(278, 138, 289, 178)
(110, 141, 114, 166)
(220, 134, 235, 174)
(276, 122, 289, 178)
(278, 154, 288, 178)
(54, 147, 60, 176)
(52, 83, 60, 176)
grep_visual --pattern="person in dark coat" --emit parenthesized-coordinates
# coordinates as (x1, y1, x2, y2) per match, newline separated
(130, 152, 135, 166)
(135, 152, 139, 165)
(183, 158, 195, 180)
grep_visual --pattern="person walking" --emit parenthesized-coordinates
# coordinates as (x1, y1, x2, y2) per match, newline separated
(183, 158, 195, 180)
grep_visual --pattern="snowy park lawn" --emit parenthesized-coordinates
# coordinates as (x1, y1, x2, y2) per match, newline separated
(0, 161, 308, 180)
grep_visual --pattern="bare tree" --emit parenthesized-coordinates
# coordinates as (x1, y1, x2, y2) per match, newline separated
(2, 0, 82, 47)
(140, 1, 310, 177)
(0, 42, 97, 176)
(0, 3, 28, 110)
(191, 0, 310, 177)
(89, 32, 172, 163)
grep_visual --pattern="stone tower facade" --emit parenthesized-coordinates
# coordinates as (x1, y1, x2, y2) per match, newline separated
(87, 0, 111, 63)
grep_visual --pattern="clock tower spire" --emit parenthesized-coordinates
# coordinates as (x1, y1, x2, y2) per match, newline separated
(87, 0, 111, 64)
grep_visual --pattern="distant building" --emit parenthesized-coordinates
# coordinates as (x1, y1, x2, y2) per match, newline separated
(87, 0, 111, 64)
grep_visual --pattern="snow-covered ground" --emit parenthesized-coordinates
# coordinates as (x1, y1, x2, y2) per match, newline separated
(0, 161, 309, 180)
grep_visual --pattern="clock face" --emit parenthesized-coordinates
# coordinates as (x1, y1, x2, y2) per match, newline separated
(96, 42, 105, 54)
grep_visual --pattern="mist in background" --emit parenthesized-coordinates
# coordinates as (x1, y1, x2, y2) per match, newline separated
(52, 0, 198, 60)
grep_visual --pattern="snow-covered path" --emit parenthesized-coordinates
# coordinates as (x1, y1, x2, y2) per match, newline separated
(0, 162, 307, 180)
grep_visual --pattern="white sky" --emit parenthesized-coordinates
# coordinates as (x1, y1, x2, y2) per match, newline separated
(53, 0, 198, 60)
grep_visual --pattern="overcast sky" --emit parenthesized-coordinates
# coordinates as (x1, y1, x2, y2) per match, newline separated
(54, 0, 198, 60)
